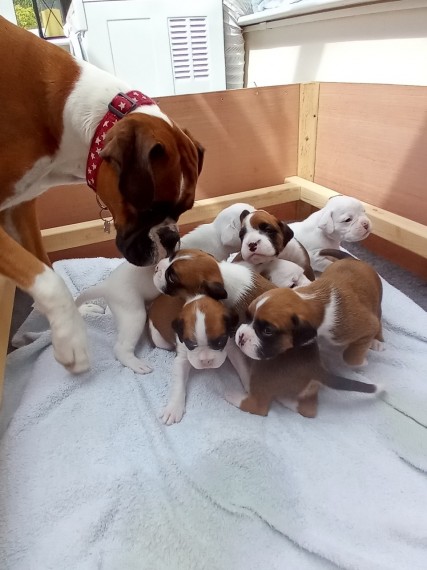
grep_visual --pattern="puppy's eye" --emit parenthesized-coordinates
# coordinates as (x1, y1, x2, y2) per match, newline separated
(239, 228, 246, 241)
(262, 325, 275, 337)
(184, 339, 197, 351)
(210, 335, 228, 351)
(343, 217, 352, 223)
(259, 223, 276, 234)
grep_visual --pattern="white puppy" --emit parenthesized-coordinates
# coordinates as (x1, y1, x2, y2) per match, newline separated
(181, 202, 255, 260)
(288, 195, 372, 272)
(76, 262, 159, 374)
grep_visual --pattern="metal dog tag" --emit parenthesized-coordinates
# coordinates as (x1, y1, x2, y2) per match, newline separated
(103, 219, 111, 233)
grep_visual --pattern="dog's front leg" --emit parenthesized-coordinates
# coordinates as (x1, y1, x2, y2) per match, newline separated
(226, 340, 251, 391)
(160, 346, 191, 425)
(0, 226, 89, 373)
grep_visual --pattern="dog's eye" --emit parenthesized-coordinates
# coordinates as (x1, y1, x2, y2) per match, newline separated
(239, 228, 246, 241)
(259, 223, 276, 234)
(184, 339, 197, 351)
(261, 324, 276, 337)
(210, 335, 228, 351)
(343, 217, 352, 223)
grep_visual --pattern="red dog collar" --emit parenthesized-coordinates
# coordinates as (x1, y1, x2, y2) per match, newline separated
(86, 91, 155, 190)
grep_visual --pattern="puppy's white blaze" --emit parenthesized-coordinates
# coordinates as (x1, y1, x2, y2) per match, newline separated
(194, 308, 208, 347)
(255, 294, 269, 312)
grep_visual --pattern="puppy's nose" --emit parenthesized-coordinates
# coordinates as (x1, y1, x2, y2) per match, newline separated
(238, 333, 245, 347)
(248, 241, 259, 252)
(362, 221, 370, 230)
(157, 226, 180, 252)
(200, 357, 213, 367)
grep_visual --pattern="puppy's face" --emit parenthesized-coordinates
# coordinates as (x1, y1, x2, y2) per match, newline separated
(153, 248, 227, 300)
(173, 296, 238, 369)
(235, 289, 317, 360)
(239, 210, 294, 265)
(213, 203, 255, 248)
(96, 114, 204, 266)
(317, 196, 372, 242)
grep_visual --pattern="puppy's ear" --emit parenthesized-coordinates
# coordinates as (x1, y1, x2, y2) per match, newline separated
(278, 221, 294, 246)
(172, 318, 185, 343)
(225, 309, 240, 337)
(202, 280, 228, 300)
(317, 209, 335, 235)
(291, 314, 317, 347)
(240, 210, 251, 223)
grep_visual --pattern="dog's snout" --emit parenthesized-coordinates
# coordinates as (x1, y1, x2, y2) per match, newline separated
(157, 226, 180, 252)
(248, 241, 259, 252)
(238, 333, 245, 347)
(362, 221, 370, 230)
(200, 357, 214, 368)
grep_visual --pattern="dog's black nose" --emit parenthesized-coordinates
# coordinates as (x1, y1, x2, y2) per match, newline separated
(248, 242, 258, 252)
(158, 226, 180, 252)
(238, 333, 245, 346)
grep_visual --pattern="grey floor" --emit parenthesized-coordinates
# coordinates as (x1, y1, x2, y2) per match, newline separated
(8, 244, 427, 352)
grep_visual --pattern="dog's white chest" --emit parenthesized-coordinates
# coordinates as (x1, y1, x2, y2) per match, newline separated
(317, 290, 340, 344)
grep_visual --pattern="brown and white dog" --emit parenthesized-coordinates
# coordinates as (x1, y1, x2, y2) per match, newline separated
(225, 341, 379, 418)
(236, 257, 384, 367)
(148, 294, 238, 424)
(0, 18, 203, 373)
(237, 209, 315, 282)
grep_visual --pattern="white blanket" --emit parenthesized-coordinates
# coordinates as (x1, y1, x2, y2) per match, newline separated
(1, 257, 427, 570)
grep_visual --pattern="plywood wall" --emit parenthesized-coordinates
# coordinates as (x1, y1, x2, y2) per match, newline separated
(315, 83, 427, 226)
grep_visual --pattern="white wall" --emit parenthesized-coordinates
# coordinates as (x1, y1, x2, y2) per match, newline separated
(0, 0, 17, 24)
(244, 6, 427, 87)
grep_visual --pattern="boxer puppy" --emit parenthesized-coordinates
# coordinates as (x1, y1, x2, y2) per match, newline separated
(181, 203, 255, 260)
(238, 209, 315, 281)
(289, 195, 372, 273)
(235, 258, 384, 367)
(153, 248, 276, 319)
(148, 294, 238, 424)
(225, 341, 379, 418)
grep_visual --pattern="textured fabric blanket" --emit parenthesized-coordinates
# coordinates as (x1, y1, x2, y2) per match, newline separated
(1, 257, 427, 570)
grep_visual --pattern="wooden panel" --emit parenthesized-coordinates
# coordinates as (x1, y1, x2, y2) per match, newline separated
(156, 86, 299, 199)
(315, 83, 427, 225)
(0, 276, 15, 407)
(287, 177, 427, 259)
(298, 82, 320, 182)
(41, 182, 301, 254)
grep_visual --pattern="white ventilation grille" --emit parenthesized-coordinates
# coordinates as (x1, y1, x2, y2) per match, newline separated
(168, 17, 209, 82)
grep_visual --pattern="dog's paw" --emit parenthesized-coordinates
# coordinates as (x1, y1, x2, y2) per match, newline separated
(370, 339, 385, 352)
(78, 303, 104, 316)
(51, 312, 90, 374)
(160, 402, 185, 425)
(224, 390, 245, 408)
(124, 357, 153, 375)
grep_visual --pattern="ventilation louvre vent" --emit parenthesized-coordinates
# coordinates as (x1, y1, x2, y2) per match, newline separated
(168, 17, 209, 82)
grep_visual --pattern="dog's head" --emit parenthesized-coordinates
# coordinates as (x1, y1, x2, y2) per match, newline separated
(213, 203, 255, 249)
(96, 113, 204, 266)
(153, 248, 227, 300)
(261, 259, 312, 289)
(172, 295, 238, 370)
(235, 289, 317, 360)
(317, 196, 372, 242)
(239, 210, 294, 265)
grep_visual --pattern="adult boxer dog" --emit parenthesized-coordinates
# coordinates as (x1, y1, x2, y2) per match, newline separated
(235, 257, 384, 367)
(0, 18, 203, 373)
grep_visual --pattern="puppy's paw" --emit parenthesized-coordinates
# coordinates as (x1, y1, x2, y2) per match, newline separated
(224, 390, 245, 409)
(78, 303, 104, 316)
(160, 402, 185, 425)
(125, 358, 153, 375)
(370, 339, 385, 352)
(52, 312, 90, 374)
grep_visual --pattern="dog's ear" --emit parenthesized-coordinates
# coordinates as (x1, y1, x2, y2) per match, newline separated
(174, 128, 205, 217)
(172, 318, 185, 343)
(317, 209, 335, 235)
(202, 280, 228, 300)
(278, 221, 294, 247)
(240, 210, 251, 223)
(291, 314, 317, 347)
(224, 309, 240, 337)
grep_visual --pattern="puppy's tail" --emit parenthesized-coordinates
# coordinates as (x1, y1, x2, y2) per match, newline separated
(75, 284, 105, 306)
(324, 374, 378, 394)
(319, 249, 356, 261)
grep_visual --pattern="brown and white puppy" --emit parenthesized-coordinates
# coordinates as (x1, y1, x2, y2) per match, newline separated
(225, 341, 379, 418)
(148, 294, 238, 424)
(0, 18, 203, 374)
(236, 258, 384, 367)
(153, 248, 276, 319)
(238, 209, 315, 282)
